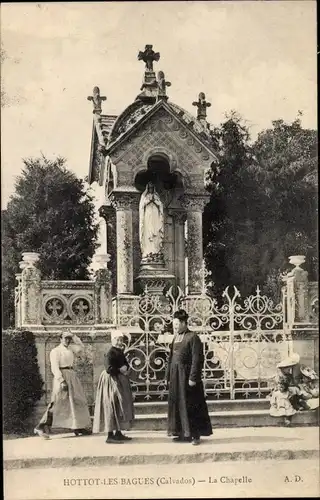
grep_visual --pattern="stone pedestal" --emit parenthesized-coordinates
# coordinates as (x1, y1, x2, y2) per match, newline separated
(112, 294, 141, 325)
(136, 263, 175, 295)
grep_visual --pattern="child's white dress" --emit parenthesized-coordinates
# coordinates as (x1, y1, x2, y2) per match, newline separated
(269, 389, 296, 417)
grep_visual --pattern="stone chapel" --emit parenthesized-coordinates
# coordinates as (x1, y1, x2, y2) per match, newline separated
(87, 44, 218, 310)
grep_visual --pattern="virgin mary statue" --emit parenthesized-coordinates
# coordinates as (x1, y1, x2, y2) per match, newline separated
(139, 182, 164, 260)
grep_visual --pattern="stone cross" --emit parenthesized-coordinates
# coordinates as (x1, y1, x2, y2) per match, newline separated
(192, 92, 211, 120)
(138, 45, 160, 72)
(157, 71, 171, 99)
(87, 86, 106, 114)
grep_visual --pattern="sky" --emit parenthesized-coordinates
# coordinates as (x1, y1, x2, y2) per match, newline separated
(1, 1, 317, 209)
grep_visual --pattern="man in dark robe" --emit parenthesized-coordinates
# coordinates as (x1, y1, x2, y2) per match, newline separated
(166, 309, 212, 445)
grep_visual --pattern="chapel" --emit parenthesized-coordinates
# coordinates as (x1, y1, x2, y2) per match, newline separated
(87, 44, 218, 301)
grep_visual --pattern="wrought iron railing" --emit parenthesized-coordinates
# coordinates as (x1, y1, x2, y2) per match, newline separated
(116, 285, 292, 401)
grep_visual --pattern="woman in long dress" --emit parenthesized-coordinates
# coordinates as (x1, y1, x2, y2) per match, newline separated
(34, 331, 92, 438)
(166, 309, 212, 445)
(139, 182, 164, 259)
(93, 331, 134, 443)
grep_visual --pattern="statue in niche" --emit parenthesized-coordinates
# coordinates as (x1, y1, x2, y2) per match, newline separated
(139, 182, 164, 262)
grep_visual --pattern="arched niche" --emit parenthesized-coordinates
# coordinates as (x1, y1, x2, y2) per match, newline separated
(134, 154, 184, 204)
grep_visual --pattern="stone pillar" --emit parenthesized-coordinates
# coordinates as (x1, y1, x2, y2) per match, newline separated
(14, 273, 23, 328)
(19, 252, 42, 327)
(93, 258, 112, 325)
(90, 206, 111, 275)
(286, 255, 309, 323)
(110, 192, 139, 295)
(181, 195, 209, 295)
(173, 211, 187, 292)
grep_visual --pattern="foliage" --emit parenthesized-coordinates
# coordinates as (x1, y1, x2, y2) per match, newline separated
(251, 117, 318, 283)
(2, 329, 44, 433)
(2, 156, 99, 328)
(204, 113, 318, 301)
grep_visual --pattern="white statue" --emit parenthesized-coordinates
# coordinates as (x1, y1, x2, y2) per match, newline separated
(139, 182, 164, 259)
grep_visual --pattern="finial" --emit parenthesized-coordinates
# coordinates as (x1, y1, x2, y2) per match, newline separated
(157, 71, 171, 100)
(192, 92, 211, 120)
(138, 44, 160, 72)
(87, 86, 107, 114)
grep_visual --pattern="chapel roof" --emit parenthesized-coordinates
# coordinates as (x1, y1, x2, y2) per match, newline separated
(98, 99, 216, 153)
(88, 45, 217, 183)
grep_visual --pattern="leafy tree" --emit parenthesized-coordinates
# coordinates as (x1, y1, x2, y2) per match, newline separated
(251, 116, 318, 288)
(204, 112, 261, 299)
(2, 156, 99, 328)
(203, 113, 317, 302)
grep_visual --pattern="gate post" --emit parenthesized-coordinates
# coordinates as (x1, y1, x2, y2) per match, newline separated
(285, 255, 309, 324)
(19, 252, 42, 328)
(284, 255, 319, 371)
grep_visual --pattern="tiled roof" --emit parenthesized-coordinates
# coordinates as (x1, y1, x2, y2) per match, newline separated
(107, 101, 155, 147)
(96, 100, 216, 154)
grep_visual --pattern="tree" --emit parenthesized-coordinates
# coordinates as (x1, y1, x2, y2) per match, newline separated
(203, 113, 317, 302)
(203, 112, 262, 299)
(251, 116, 318, 295)
(2, 156, 99, 328)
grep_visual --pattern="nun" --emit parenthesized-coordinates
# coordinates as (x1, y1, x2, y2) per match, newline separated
(93, 330, 134, 443)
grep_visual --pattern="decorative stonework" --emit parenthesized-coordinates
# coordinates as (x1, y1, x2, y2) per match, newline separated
(157, 71, 171, 100)
(171, 210, 187, 224)
(94, 268, 112, 324)
(87, 86, 107, 115)
(186, 210, 204, 295)
(180, 194, 210, 212)
(42, 292, 94, 324)
(192, 92, 211, 121)
(109, 191, 140, 211)
(109, 106, 216, 189)
(116, 208, 134, 294)
(137, 274, 175, 295)
(138, 44, 160, 72)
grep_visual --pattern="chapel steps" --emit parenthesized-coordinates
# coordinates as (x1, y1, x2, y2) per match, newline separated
(132, 398, 270, 415)
(130, 407, 319, 430)
(128, 399, 319, 430)
(87, 399, 319, 428)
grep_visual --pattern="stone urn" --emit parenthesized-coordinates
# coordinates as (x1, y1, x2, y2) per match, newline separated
(21, 252, 40, 266)
(288, 255, 306, 268)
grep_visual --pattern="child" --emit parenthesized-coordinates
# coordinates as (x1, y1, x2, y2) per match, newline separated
(92, 330, 134, 443)
(269, 379, 297, 426)
(268, 353, 300, 426)
(295, 365, 319, 410)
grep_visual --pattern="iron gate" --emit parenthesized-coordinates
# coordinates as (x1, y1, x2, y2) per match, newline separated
(115, 286, 292, 401)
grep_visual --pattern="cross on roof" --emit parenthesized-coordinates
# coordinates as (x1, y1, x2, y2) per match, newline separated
(138, 45, 160, 72)
(192, 92, 211, 120)
(157, 71, 171, 99)
(87, 86, 106, 114)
